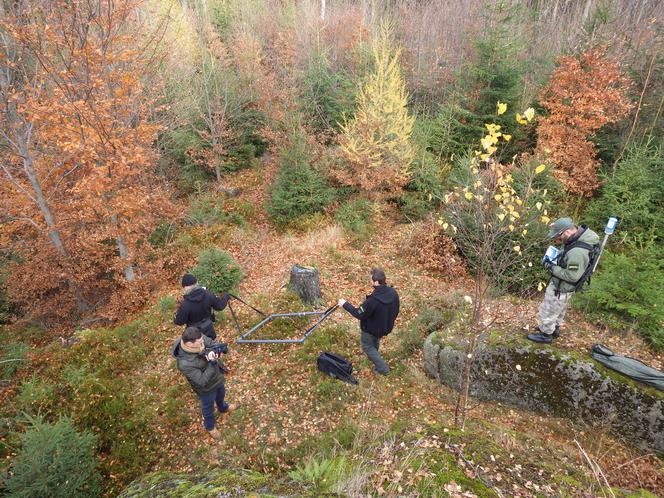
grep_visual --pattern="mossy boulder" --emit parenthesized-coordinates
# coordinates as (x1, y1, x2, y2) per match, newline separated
(424, 331, 664, 453)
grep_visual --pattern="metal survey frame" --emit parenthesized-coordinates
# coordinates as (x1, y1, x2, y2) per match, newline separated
(229, 295, 339, 344)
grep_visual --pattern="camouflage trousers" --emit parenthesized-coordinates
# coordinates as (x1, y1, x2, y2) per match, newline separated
(537, 281, 573, 335)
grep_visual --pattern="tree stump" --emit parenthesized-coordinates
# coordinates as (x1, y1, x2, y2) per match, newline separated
(289, 265, 322, 305)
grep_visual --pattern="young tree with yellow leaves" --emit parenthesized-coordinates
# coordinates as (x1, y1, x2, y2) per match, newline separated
(438, 104, 551, 428)
(336, 24, 414, 196)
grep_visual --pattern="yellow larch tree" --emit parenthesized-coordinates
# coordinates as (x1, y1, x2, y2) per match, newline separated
(336, 24, 415, 196)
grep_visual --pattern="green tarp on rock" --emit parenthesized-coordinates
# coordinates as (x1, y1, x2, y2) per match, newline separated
(591, 344, 664, 392)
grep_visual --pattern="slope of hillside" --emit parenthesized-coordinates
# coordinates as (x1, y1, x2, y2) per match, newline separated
(4, 165, 662, 497)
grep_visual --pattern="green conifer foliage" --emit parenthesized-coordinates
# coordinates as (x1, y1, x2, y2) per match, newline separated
(191, 248, 244, 294)
(584, 140, 664, 243)
(337, 24, 415, 195)
(431, 5, 527, 160)
(298, 50, 355, 136)
(4, 417, 101, 498)
(266, 136, 336, 228)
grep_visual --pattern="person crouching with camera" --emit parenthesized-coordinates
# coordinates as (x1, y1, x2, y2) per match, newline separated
(172, 326, 236, 440)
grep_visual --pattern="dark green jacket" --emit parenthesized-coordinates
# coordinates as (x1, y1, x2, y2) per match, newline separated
(172, 335, 225, 395)
(551, 226, 600, 293)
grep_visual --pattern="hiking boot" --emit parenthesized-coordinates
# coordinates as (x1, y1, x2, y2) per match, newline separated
(220, 403, 237, 415)
(372, 367, 389, 376)
(531, 326, 559, 339)
(207, 428, 222, 440)
(527, 332, 553, 344)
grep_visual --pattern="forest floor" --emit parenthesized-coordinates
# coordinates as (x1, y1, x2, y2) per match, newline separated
(141, 165, 664, 497)
(2, 163, 663, 497)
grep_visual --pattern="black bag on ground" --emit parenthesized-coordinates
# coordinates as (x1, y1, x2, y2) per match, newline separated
(317, 352, 358, 385)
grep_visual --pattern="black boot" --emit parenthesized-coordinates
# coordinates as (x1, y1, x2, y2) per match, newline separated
(527, 332, 553, 344)
(552, 325, 560, 339)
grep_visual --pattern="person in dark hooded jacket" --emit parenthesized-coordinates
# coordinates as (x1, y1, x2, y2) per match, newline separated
(338, 268, 400, 375)
(172, 326, 235, 439)
(174, 273, 230, 340)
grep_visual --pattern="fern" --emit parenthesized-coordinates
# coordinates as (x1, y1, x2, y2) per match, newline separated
(288, 456, 347, 492)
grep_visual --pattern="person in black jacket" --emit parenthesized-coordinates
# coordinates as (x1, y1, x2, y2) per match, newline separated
(174, 273, 230, 340)
(172, 326, 235, 440)
(338, 268, 400, 376)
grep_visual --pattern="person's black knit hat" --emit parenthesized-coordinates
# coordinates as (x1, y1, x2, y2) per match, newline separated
(181, 273, 197, 287)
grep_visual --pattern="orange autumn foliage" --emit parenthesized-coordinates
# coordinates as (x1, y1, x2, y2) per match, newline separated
(0, 0, 175, 324)
(537, 48, 632, 197)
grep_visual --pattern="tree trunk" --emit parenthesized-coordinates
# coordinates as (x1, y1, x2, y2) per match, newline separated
(454, 254, 487, 429)
(110, 213, 135, 282)
(581, 0, 593, 25)
(215, 161, 222, 183)
(117, 235, 135, 282)
(288, 265, 322, 305)
(22, 154, 90, 312)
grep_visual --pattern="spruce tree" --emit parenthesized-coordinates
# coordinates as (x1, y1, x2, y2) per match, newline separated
(4, 417, 101, 498)
(431, 4, 526, 161)
(266, 134, 336, 228)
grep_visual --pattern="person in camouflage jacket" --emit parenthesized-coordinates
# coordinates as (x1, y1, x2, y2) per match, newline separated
(528, 217, 599, 344)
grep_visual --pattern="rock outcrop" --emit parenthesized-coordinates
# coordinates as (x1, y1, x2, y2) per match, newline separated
(424, 332, 664, 453)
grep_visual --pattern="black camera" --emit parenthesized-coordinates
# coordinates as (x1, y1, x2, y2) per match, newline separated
(204, 342, 229, 358)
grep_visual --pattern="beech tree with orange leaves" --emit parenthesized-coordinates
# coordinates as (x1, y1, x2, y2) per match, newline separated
(536, 48, 632, 197)
(0, 0, 173, 321)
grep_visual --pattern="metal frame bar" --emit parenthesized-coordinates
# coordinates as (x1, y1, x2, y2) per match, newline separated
(235, 305, 338, 344)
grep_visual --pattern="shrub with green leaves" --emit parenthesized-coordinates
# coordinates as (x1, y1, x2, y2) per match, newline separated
(574, 246, 664, 349)
(148, 221, 177, 248)
(0, 253, 14, 324)
(398, 307, 457, 357)
(0, 287, 10, 324)
(157, 295, 177, 313)
(35, 319, 176, 492)
(16, 375, 57, 414)
(400, 150, 448, 221)
(191, 247, 244, 294)
(3, 417, 101, 498)
(335, 198, 373, 239)
(266, 137, 336, 229)
(159, 126, 213, 193)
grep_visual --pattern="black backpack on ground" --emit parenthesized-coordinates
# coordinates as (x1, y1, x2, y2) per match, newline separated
(317, 352, 358, 385)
